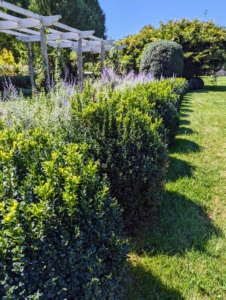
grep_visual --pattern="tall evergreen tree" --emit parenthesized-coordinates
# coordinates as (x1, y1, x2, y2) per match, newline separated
(29, 0, 106, 38)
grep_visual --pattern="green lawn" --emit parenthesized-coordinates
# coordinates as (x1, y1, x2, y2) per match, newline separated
(126, 77, 226, 299)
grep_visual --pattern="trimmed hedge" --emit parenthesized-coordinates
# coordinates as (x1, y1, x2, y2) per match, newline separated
(0, 72, 198, 297)
(0, 129, 128, 299)
(0, 76, 31, 91)
(139, 40, 184, 79)
(68, 78, 188, 228)
(129, 78, 188, 145)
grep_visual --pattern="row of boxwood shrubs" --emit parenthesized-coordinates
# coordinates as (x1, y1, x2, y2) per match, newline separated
(0, 77, 193, 299)
(67, 78, 190, 229)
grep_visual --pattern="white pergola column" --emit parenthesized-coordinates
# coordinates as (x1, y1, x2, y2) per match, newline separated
(116, 47, 119, 73)
(40, 26, 50, 91)
(100, 40, 104, 73)
(27, 42, 35, 89)
(77, 37, 83, 89)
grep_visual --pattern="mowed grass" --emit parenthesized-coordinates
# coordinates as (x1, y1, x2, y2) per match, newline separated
(126, 77, 226, 299)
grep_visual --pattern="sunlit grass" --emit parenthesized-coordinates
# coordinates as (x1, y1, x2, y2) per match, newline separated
(126, 77, 226, 299)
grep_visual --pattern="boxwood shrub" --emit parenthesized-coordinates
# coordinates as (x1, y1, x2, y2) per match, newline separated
(129, 78, 188, 145)
(0, 129, 128, 299)
(69, 83, 169, 229)
(139, 40, 184, 79)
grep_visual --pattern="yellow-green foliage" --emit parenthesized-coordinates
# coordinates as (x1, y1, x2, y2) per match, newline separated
(0, 129, 128, 299)
(116, 25, 158, 72)
(0, 48, 16, 76)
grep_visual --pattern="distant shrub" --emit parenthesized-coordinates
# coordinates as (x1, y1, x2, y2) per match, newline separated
(0, 76, 31, 91)
(139, 40, 184, 79)
(0, 129, 128, 299)
(188, 77, 204, 90)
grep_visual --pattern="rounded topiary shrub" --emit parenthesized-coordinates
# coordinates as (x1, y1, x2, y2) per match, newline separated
(188, 77, 204, 90)
(0, 129, 128, 299)
(139, 40, 184, 79)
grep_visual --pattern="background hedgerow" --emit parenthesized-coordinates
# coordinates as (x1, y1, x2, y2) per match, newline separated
(0, 76, 31, 91)
(0, 129, 128, 299)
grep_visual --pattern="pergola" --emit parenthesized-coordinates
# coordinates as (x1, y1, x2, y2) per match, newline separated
(0, 0, 126, 89)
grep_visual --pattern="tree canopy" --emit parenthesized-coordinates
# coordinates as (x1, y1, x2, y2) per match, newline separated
(119, 19, 226, 78)
(29, 0, 106, 38)
(3, 0, 106, 38)
(118, 25, 157, 72)
(157, 18, 226, 78)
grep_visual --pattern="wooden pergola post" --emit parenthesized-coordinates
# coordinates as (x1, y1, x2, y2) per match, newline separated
(40, 26, 50, 91)
(116, 46, 119, 73)
(100, 39, 104, 73)
(77, 37, 83, 90)
(27, 42, 35, 90)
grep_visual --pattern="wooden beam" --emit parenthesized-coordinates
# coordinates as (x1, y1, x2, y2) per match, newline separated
(0, 11, 20, 22)
(53, 22, 94, 38)
(114, 45, 127, 50)
(18, 34, 62, 42)
(16, 28, 40, 35)
(82, 40, 114, 46)
(0, 18, 40, 30)
(0, 29, 28, 37)
(0, 1, 61, 24)
(89, 35, 102, 41)
(0, 16, 61, 30)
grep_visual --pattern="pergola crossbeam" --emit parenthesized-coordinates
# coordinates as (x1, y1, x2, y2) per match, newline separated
(16, 28, 40, 35)
(0, 19, 40, 30)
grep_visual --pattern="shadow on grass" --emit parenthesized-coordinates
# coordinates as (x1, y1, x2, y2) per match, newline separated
(180, 108, 193, 113)
(170, 138, 201, 154)
(166, 157, 194, 181)
(126, 262, 185, 300)
(126, 88, 223, 299)
(179, 113, 189, 118)
(178, 126, 194, 136)
(179, 119, 190, 126)
(204, 85, 226, 92)
(132, 191, 222, 256)
(190, 89, 209, 94)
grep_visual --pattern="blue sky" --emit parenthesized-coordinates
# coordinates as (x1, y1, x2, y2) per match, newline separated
(98, 0, 226, 40)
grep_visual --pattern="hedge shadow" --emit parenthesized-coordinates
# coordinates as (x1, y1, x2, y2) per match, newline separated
(126, 262, 185, 300)
(166, 157, 195, 181)
(170, 138, 201, 154)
